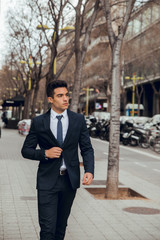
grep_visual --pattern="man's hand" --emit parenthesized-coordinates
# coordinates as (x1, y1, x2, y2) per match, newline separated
(45, 147, 63, 159)
(82, 172, 93, 185)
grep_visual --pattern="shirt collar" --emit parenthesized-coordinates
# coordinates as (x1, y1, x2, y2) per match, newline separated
(51, 108, 67, 119)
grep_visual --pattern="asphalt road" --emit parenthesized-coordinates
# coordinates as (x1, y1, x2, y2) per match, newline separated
(91, 137, 160, 187)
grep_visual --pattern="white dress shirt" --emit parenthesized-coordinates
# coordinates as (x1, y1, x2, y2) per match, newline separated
(50, 108, 69, 170)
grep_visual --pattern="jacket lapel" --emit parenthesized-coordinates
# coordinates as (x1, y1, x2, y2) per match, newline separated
(62, 109, 76, 147)
(43, 109, 59, 145)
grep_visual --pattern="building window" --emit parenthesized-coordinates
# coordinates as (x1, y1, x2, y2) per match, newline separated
(151, 5, 160, 22)
(142, 8, 151, 30)
(126, 21, 133, 39)
(133, 14, 142, 35)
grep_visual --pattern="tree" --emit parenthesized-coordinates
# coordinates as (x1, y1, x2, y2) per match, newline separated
(7, 9, 45, 119)
(5, 0, 75, 117)
(136, 85, 144, 116)
(29, 0, 75, 111)
(0, 64, 15, 100)
(100, 0, 136, 199)
(151, 82, 160, 114)
(70, 0, 101, 112)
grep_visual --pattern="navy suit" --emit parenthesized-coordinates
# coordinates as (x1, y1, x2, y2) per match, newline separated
(21, 109, 94, 240)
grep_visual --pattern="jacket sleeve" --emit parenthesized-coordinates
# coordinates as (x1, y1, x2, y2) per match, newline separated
(21, 118, 45, 161)
(79, 115, 94, 175)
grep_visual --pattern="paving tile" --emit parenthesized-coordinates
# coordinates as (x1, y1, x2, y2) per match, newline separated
(0, 128, 160, 240)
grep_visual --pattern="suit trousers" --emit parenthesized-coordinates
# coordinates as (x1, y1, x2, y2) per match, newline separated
(38, 172, 76, 240)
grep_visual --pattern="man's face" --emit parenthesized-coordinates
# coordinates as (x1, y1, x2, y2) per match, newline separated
(48, 87, 69, 113)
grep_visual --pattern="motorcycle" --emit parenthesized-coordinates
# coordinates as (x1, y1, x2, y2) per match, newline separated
(89, 119, 103, 138)
(99, 120, 110, 141)
(121, 130, 139, 146)
(121, 120, 150, 148)
(133, 128, 150, 148)
(86, 117, 100, 138)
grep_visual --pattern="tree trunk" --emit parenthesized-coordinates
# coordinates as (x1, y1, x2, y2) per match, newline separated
(23, 90, 33, 119)
(69, 0, 82, 113)
(136, 85, 143, 116)
(107, 83, 111, 112)
(46, 67, 54, 84)
(156, 94, 160, 114)
(43, 78, 50, 113)
(70, 57, 83, 112)
(100, 0, 136, 199)
(151, 82, 160, 114)
(30, 83, 39, 119)
(137, 97, 140, 116)
(70, 0, 100, 113)
(157, 89, 160, 114)
(105, 43, 121, 199)
(121, 87, 127, 115)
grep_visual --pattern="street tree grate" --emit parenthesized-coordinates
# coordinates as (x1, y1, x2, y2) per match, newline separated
(85, 187, 147, 200)
(123, 207, 160, 215)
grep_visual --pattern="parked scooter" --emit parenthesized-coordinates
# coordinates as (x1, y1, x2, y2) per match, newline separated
(121, 130, 139, 146)
(148, 128, 160, 153)
(133, 128, 150, 148)
(99, 120, 110, 141)
(89, 118, 103, 138)
(86, 117, 98, 137)
(121, 120, 149, 147)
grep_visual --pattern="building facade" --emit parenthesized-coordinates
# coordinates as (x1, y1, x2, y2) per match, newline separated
(58, 1, 160, 117)
(123, 0, 160, 117)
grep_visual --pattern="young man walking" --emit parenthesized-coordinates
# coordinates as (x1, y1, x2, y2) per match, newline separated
(21, 80, 94, 240)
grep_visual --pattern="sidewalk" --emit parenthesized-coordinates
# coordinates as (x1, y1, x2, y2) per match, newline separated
(0, 128, 160, 240)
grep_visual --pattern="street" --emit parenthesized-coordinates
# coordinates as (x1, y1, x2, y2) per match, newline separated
(91, 138, 160, 187)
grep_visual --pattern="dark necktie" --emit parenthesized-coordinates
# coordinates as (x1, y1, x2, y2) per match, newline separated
(56, 115, 63, 146)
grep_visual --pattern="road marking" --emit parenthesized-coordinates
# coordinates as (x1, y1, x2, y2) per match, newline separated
(134, 162, 147, 168)
(153, 169, 160, 173)
(92, 138, 160, 160)
(120, 145, 160, 160)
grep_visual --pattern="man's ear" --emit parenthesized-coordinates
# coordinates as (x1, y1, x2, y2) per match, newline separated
(48, 97, 53, 103)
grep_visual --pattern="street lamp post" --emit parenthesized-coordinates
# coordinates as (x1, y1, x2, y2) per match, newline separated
(36, 24, 75, 75)
(82, 87, 94, 116)
(125, 73, 143, 116)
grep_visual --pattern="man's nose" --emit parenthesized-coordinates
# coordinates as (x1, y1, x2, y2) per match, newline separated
(63, 95, 68, 101)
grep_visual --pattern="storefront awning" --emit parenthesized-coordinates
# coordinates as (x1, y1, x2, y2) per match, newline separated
(2, 95, 24, 107)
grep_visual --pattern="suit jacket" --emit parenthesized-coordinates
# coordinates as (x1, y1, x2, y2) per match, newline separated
(21, 109, 94, 190)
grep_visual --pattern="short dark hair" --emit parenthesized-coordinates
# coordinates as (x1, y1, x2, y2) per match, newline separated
(46, 80, 68, 97)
